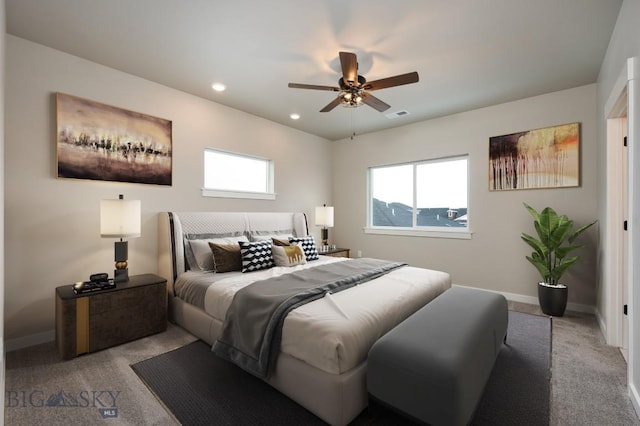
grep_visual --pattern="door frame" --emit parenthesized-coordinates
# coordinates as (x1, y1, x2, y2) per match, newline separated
(603, 104, 627, 348)
(603, 56, 640, 415)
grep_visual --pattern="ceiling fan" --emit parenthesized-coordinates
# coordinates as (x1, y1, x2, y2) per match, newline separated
(288, 51, 419, 113)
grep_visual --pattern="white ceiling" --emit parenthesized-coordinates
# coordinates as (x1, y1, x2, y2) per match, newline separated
(6, 0, 622, 141)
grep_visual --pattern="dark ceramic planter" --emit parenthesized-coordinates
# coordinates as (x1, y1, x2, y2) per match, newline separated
(538, 283, 568, 317)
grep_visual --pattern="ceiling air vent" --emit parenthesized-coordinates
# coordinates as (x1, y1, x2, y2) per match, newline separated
(385, 110, 410, 120)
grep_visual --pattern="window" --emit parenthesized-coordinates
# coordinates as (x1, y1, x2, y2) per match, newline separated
(366, 155, 470, 239)
(203, 148, 275, 200)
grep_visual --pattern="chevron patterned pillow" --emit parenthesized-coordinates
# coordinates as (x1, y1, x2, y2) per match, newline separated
(239, 240, 275, 273)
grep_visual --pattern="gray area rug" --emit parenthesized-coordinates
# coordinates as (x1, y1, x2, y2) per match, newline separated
(132, 311, 550, 425)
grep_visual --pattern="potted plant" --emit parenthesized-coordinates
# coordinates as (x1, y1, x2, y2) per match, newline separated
(521, 203, 597, 316)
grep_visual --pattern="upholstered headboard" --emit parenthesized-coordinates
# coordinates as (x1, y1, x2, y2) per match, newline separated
(158, 212, 308, 293)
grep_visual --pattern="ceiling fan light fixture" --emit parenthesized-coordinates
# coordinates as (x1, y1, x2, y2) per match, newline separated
(288, 51, 418, 113)
(339, 88, 364, 108)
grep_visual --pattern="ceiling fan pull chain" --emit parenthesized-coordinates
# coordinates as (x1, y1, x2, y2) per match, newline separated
(351, 109, 356, 140)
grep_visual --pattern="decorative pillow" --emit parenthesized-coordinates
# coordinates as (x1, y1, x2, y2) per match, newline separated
(209, 243, 242, 273)
(288, 236, 319, 261)
(184, 232, 245, 271)
(272, 244, 307, 267)
(272, 237, 290, 247)
(239, 240, 275, 273)
(188, 235, 249, 271)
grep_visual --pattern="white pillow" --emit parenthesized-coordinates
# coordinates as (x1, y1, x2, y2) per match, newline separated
(189, 235, 249, 271)
(272, 244, 307, 267)
(250, 233, 293, 242)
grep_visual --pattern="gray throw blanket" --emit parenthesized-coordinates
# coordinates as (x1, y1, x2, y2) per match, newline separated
(212, 258, 406, 379)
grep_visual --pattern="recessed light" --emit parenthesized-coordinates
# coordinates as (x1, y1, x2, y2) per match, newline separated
(290, 113, 301, 120)
(211, 83, 226, 92)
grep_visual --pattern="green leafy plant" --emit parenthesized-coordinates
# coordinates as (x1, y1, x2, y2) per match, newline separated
(521, 203, 597, 286)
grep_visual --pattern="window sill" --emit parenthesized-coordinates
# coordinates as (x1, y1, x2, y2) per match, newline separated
(363, 227, 472, 240)
(201, 188, 277, 200)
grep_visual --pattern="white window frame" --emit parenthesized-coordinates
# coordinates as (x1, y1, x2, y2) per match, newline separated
(364, 155, 471, 239)
(202, 148, 276, 200)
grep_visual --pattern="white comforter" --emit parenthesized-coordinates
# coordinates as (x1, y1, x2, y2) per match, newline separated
(203, 257, 451, 375)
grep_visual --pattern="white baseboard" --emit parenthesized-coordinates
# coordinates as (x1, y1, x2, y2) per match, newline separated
(629, 381, 640, 420)
(5, 329, 54, 353)
(452, 284, 596, 314)
(595, 307, 611, 344)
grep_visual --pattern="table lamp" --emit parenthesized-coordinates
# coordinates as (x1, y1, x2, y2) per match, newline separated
(100, 194, 141, 283)
(315, 204, 334, 250)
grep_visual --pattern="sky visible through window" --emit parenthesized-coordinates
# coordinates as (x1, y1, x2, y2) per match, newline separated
(204, 150, 268, 192)
(372, 158, 467, 208)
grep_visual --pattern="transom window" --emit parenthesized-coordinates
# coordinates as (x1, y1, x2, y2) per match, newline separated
(202, 148, 275, 200)
(366, 155, 470, 239)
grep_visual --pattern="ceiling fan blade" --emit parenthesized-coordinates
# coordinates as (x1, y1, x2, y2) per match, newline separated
(320, 97, 342, 112)
(362, 93, 391, 112)
(339, 51, 358, 86)
(288, 83, 340, 91)
(363, 71, 419, 91)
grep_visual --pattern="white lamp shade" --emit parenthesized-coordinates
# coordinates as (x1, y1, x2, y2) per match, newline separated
(100, 199, 141, 238)
(315, 206, 334, 228)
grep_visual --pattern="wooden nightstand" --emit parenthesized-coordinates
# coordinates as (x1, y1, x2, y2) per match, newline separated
(55, 274, 167, 359)
(320, 247, 350, 258)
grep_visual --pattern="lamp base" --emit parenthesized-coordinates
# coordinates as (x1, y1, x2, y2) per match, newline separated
(321, 228, 329, 247)
(114, 268, 128, 283)
(114, 240, 129, 283)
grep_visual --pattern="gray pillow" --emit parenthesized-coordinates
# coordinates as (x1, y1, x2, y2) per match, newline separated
(185, 234, 248, 271)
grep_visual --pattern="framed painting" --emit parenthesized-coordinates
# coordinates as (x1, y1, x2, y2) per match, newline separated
(56, 93, 172, 185)
(489, 122, 580, 191)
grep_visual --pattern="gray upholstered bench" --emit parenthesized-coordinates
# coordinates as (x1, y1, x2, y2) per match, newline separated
(367, 286, 508, 426)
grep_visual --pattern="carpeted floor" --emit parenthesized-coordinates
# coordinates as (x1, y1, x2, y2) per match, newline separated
(132, 311, 550, 425)
(5, 304, 639, 425)
(4, 324, 197, 426)
(471, 311, 550, 425)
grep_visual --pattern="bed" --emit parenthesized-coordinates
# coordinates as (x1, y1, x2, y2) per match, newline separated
(157, 211, 451, 425)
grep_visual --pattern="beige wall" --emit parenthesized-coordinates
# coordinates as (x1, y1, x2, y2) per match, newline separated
(596, 0, 640, 336)
(3, 34, 604, 345)
(331, 84, 598, 308)
(4, 35, 332, 345)
(595, 0, 640, 411)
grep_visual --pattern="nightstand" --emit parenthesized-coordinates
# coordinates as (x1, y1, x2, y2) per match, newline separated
(320, 247, 350, 258)
(55, 274, 167, 359)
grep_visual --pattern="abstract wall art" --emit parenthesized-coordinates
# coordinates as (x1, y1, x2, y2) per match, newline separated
(56, 93, 172, 185)
(489, 122, 580, 191)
